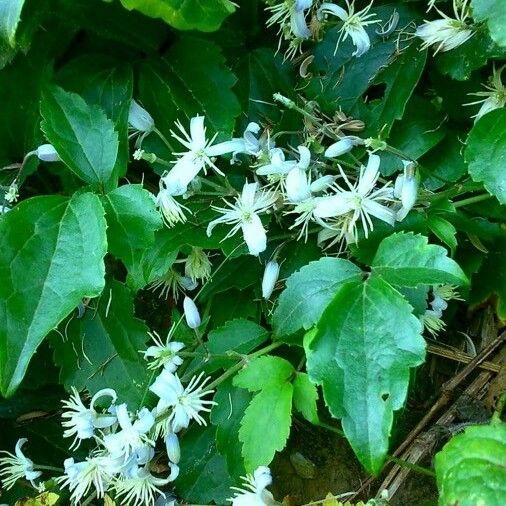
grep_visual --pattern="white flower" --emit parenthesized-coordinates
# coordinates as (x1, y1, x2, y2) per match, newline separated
(143, 329, 185, 372)
(150, 370, 216, 432)
(57, 456, 113, 504)
(256, 148, 296, 177)
(466, 64, 506, 122)
(262, 260, 280, 300)
(415, 0, 474, 54)
(61, 387, 117, 448)
(283, 146, 312, 203)
(149, 268, 198, 300)
(156, 175, 190, 227)
(318, 1, 378, 57)
(129, 100, 155, 133)
(4, 182, 18, 203)
(314, 153, 395, 242)
(394, 161, 418, 221)
(184, 247, 212, 282)
(183, 296, 201, 329)
(207, 181, 277, 256)
(0, 439, 42, 490)
(35, 144, 60, 162)
(113, 465, 178, 506)
(103, 404, 155, 464)
(166, 115, 238, 194)
(325, 136, 362, 157)
(230, 466, 276, 506)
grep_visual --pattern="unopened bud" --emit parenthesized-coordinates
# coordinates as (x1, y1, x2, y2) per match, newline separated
(165, 432, 181, 464)
(128, 99, 155, 133)
(183, 296, 201, 329)
(325, 137, 356, 158)
(36, 144, 60, 162)
(262, 261, 280, 300)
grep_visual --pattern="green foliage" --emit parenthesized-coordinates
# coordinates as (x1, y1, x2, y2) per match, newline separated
(292, 372, 319, 424)
(0, 0, 26, 47)
(115, 0, 236, 32)
(306, 275, 425, 475)
(0, 193, 106, 397)
(435, 423, 506, 506)
(273, 258, 362, 338)
(51, 279, 150, 408)
(41, 87, 119, 189)
(472, 0, 506, 47)
(371, 233, 468, 287)
(465, 108, 506, 204)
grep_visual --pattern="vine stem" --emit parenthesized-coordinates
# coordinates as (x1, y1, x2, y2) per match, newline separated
(34, 464, 64, 472)
(453, 192, 493, 208)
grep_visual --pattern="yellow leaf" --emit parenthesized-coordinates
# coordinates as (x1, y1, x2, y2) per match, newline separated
(15, 492, 59, 506)
(104, 494, 116, 506)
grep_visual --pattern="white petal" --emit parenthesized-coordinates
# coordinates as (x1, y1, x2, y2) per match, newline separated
(285, 167, 311, 202)
(189, 116, 206, 148)
(358, 153, 380, 195)
(318, 2, 347, 21)
(262, 261, 280, 299)
(290, 10, 311, 39)
(183, 296, 201, 329)
(241, 214, 267, 256)
(36, 144, 60, 162)
(362, 199, 395, 226)
(207, 139, 245, 157)
(314, 193, 354, 218)
(241, 182, 259, 208)
(324, 138, 354, 158)
(128, 100, 154, 132)
(297, 145, 311, 169)
(350, 27, 371, 57)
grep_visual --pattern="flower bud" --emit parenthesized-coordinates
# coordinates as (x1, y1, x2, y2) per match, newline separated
(165, 432, 181, 464)
(324, 137, 354, 158)
(128, 99, 155, 133)
(183, 296, 201, 329)
(262, 261, 280, 300)
(185, 247, 212, 282)
(36, 144, 60, 162)
(285, 167, 311, 203)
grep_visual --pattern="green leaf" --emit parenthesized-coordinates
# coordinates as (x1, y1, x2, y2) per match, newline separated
(139, 36, 240, 142)
(435, 424, 506, 506)
(238, 382, 293, 472)
(210, 379, 251, 480)
(210, 288, 260, 329)
(234, 356, 294, 392)
(116, 0, 235, 32)
(472, 0, 506, 47)
(465, 108, 506, 204)
(0, 0, 26, 47)
(40, 86, 119, 189)
(0, 193, 106, 397)
(306, 276, 425, 474)
(292, 372, 319, 424)
(371, 233, 468, 287)
(428, 216, 458, 255)
(273, 258, 362, 338)
(51, 279, 151, 408)
(177, 424, 233, 503)
(102, 184, 162, 270)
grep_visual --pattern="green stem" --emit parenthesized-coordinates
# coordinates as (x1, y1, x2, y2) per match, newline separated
(81, 492, 97, 506)
(491, 392, 506, 424)
(34, 464, 64, 473)
(453, 192, 493, 208)
(154, 127, 174, 152)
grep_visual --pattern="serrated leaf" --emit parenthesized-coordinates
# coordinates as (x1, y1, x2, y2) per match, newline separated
(50, 279, 151, 408)
(41, 86, 119, 189)
(177, 424, 233, 503)
(293, 372, 319, 424)
(465, 108, 506, 204)
(103, 184, 162, 270)
(273, 258, 362, 338)
(210, 378, 251, 479)
(234, 356, 294, 392)
(428, 215, 458, 255)
(0, 0, 26, 47)
(139, 36, 240, 142)
(0, 193, 106, 397)
(472, 0, 506, 47)
(116, 0, 235, 32)
(306, 276, 425, 474)
(371, 232, 468, 287)
(435, 423, 506, 506)
(239, 383, 293, 471)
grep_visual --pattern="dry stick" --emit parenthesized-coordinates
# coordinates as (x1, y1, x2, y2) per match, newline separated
(348, 331, 506, 501)
(427, 343, 500, 373)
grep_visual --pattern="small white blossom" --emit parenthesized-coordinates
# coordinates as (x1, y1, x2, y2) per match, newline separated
(156, 175, 190, 227)
(149, 268, 198, 300)
(415, 0, 474, 54)
(230, 466, 276, 506)
(256, 147, 297, 177)
(57, 456, 113, 504)
(103, 404, 155, 465)
(184, 247, 212, 282)
(466, 64, 506, 122)
(4, 182, 18, 203)
(207, 181, 277, 256)
(394, 161, 418, 221)
(0, 439, 42, 490)
(113, 465, 178, 506)
(35, 143, 61, 162)
(183, 296, 201, 329)
(325, 136, 362, 157)
(318, 1, 378, 57)
(165, 432, 181, 464)
(61, 387, 117, 448)
(262, 260, 280, 300)
(129, 100, 155, 133)
(143, 329, 185, 372)
(150, 370, 216, 432)
(314, 153, 395, 243)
